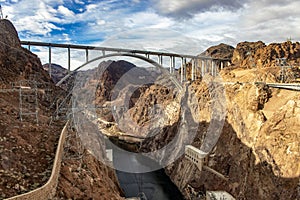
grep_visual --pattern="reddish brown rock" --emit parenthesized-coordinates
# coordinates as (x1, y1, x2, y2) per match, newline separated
(232, 41, 266, 68)
(232, 41, 300, 69)
(201, 43, 235, 60)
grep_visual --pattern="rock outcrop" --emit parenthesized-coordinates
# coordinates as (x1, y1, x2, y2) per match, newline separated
(0, 19, 51, 87)
(201, 43, 235, 60)
(0, 19, 20, 48)
(232, 41, 300, 68)
(231, 41, 266, 68)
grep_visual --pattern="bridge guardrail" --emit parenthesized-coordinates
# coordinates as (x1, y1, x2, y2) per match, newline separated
(5, 120, 69, 200)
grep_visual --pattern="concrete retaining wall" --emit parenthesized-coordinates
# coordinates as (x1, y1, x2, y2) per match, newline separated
(5, 121, 69, 200)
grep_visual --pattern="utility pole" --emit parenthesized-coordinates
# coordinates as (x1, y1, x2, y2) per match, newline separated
(0, 5, 3, 19)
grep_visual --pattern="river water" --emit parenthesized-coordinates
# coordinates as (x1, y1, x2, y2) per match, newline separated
(113, 147, 183, 200)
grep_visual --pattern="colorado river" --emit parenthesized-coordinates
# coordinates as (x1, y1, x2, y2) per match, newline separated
(112, 147, 183, 200)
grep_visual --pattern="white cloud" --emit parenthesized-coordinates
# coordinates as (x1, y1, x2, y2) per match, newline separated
(123, 11, 174, 29)
(101, 27, 211, 55)
(3, 0, 63, 35)
(96, 19, 106, 25)
(74, 0, 85, 5)
(58, 5, 75, 17)
(151, 0, 245, 18)
(237, 0, 300, 42)
(61, 33, 71, 42)
(85, 3, 98, 11)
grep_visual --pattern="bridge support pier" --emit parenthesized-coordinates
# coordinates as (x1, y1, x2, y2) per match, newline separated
(68, 47, 71, 73)
(48, 46, 52, 78)
(201, 60, 204, 77)
(203, 60, 209, 76)
(207, 60, 210, 75)
(169, 56, 175, 74)
(180, 58, 187, 83)
(191, 59, 196, 81)
(158, 55, 163, 66)
(85, 49, 89, 63)
(211, 61, 216, 76)
(211, 61, 213, 76)
(181, 58, 183, 82)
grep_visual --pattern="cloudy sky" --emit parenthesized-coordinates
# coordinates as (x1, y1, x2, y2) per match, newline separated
(1, 0, 299, 68)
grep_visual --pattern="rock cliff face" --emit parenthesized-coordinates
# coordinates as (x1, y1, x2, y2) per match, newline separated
(0, 19, 51, 87)
(232, 41, 300, 69)
(231, 41, 266, 68)
(95, 60, 138, 105)
(0, 19, 20, 48)
(201, 43, 235, 60)
(135, 77, 299, 199)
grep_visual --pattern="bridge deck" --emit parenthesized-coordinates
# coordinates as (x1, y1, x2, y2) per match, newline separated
(21, 41, 230, 61)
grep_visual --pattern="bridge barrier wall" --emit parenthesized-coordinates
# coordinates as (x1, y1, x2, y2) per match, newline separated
(5, 121, 69, 200)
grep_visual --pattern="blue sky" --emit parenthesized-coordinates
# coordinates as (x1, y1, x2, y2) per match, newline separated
(1, 0, 299, 68)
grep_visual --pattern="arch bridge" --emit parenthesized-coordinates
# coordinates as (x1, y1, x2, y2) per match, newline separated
(21, 41, 231, 85)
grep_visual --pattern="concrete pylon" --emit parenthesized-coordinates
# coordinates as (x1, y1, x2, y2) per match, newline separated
(201, 60, 205, 77)
(169, 56, 175, 74)
(181, 57, 184, 83)
(48, 46, 52, 78)
(85, 49, 89, 63)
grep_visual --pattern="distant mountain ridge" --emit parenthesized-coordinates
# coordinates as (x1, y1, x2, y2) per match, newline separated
(43, 63, 68, 84)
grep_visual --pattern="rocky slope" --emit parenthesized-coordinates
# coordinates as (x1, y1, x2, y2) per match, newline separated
(54, 128, 124, 200)
(0, 19, 65, 199)
(0, 19, 124, 200)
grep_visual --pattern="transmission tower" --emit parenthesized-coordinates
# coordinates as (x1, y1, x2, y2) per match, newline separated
(276, 58, 293, 83)
(18, 80, 39, 124)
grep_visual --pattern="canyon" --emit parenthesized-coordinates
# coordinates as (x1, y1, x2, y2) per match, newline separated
(0, 18, 299, 200)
